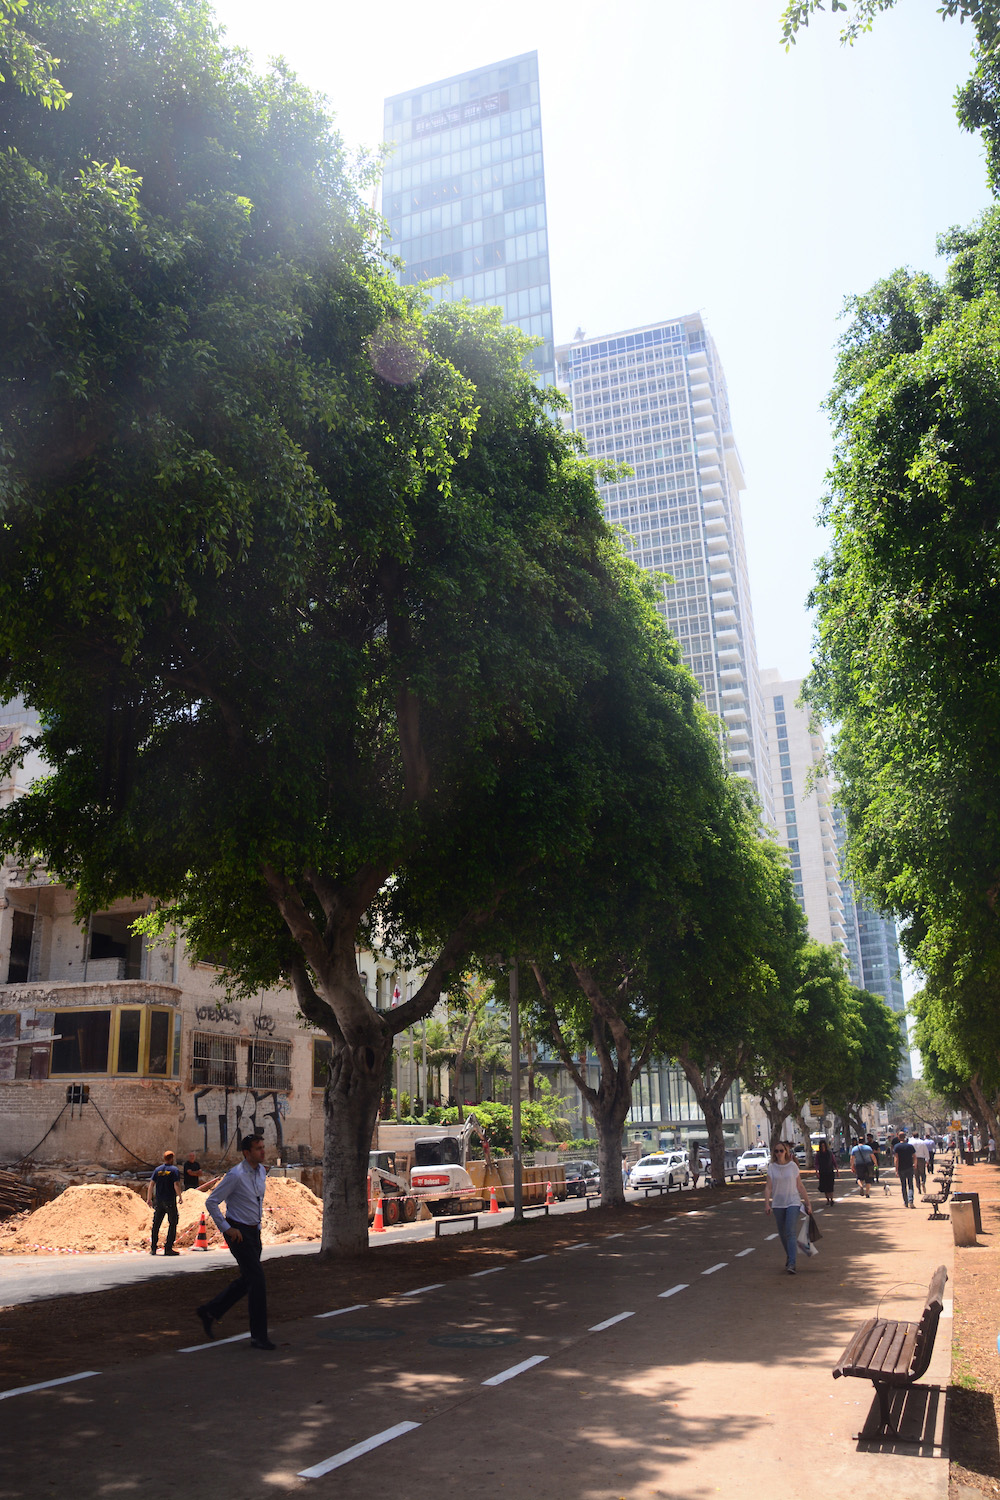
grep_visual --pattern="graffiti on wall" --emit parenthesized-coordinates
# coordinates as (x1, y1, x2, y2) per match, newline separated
(192, 1087, 287, 1153)
(193, 1005, 276, 1035)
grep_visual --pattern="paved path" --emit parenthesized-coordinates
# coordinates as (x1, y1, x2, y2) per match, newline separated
(0, 1186, 698, 1305)
(0, 1186, 953, 1499)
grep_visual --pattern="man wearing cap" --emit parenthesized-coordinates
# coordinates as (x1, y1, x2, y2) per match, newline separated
(147, 1150, 183, 1256)
(196, 1135, 274, 1350)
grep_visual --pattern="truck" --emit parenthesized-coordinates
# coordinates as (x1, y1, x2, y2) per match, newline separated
(368, 1117, 565, 1220)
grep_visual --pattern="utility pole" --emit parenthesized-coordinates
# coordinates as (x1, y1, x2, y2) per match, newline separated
(510, 958, 523, 1221)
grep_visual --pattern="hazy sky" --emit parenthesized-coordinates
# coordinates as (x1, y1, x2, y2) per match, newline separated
(210, 0, 989, 683)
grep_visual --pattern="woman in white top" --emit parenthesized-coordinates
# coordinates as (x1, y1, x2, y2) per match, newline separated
(764, 1141, 812, 1275)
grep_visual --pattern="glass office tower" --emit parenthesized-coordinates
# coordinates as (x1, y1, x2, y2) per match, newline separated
(556, 316, 773, 817)
(382, 51, 554, 381)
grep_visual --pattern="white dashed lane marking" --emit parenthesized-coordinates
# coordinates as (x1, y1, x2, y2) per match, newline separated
(401, 1283, 445, 1296)
(659, 1283, 689, 1299)
(179, 1333, 250, 1353)
(298, 1421, 421, 1478)
(315, 1303, 367, 1319)
(589, 1311, 635, 1332)
(522, 1254, 548, 1262)
(482, 1355, 549, 1386)
(470, 1267, 505, 1277)
(702, 1263, 727, 1276)
(735, 1248, 755, 1257)
(0, 1371, 100, 1401)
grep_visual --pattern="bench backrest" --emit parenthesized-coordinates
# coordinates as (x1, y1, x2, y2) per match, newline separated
(909, 1265, 948, 1381)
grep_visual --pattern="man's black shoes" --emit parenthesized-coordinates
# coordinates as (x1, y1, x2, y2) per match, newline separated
(250, 1338, 277, 1350)
(163, 1249, 180, 1256)
(195, 1306, 216, 1340)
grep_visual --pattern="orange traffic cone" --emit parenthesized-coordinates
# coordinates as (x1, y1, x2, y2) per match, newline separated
(545, 1179, 554, 1206)
(489, 1184, 499, 1214)
(372, 1195, 385, 1233)
(193, 1212, 209, 1251)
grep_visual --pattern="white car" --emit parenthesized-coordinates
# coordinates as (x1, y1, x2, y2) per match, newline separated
(628, 1151, 690, 1189)
(735, 1147, 770, 1177)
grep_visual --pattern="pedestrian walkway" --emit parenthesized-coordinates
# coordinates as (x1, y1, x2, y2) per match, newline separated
(0, 1182, 953, 1499)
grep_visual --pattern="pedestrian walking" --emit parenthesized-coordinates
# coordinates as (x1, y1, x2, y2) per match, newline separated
(849, 1136, 874, 1197)
(815, 1138, 837, 1205)
(764, 1141, 812, 1275)
(989, 1136, 996, 1163)
(866, 1133, 881, 1183)
(926, 1133, 936, 1174)
(147, 1149, 183, 1256)
(196, 1135, 275, 1350)
(893, 1131, 917, 1207)
(688, 1139, 701, 1190)
(912, 1133, 929, 1194)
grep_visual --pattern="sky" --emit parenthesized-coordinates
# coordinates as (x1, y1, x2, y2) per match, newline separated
(208, 0, 990, 686)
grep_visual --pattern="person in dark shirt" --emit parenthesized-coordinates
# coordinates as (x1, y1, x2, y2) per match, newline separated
(893, 1132, 917, 1207)
(183, 1152, 202, 1191)
(147, 1150, 183, 1254)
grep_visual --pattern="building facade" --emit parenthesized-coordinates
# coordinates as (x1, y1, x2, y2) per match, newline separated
(382, 51, 554, 382)
(760, 671, 847, 947)
(555, 316, 773, 819)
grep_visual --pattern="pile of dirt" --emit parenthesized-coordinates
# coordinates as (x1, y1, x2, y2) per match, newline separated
(0, 1184, 151, 1254)
(172, 1178, 323, 1249)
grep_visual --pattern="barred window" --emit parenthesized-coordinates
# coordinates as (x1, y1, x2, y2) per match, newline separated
(191, 1031, 238, 1088)
(247, 1038, 291, 1092)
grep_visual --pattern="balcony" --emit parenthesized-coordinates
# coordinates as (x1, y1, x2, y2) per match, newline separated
(2, 979, 182, 1007)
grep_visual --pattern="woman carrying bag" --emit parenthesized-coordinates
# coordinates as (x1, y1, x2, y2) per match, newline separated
(764, 1141, 812, 1275)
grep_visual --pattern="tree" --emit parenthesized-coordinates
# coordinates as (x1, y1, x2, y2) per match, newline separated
(0, 0, 68, 107)
(911, 980, 1000, 1142)
(824, 989, 902, 1138)
(651, 833, 808, 1186)
(806, 209, 1000, 1037)
(0, 0, 642, 1255)
(890, 1076, 953, 1135)
(744, 940, 861, 1159)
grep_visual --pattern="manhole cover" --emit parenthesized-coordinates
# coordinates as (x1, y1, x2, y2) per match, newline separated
(319, 1326, 405, 1342)
(429, 1332, 521, 1349)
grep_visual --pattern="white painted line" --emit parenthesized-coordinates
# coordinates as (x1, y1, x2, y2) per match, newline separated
(702, 1263, 727, 1276)
(765, 1233, 779, 1240)
(298, 1421, 421, 1478)
(634, 1224, 653, 1231)
(315, 1303, 368, 1319)
(565, 1242, 593, 1251)
(603, 1233, 624, 1240)
(942, 1298, 954, 1319)
(401, 1283, 445, 1296)
(659, 1283, 689, 1299)
(735, 1248, 755, 1257)
(482, 1355, 549, 1387)
(687, 1211, 701, 1217)
(0, 1371, 100, 1401)
(589, 1311, 635, 1332)
(470, 1267, 505, 1277)
(522, 1254, 548, 1262)
(179, 1332, 251, 1353)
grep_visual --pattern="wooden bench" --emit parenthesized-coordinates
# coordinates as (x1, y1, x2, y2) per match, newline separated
(923, 1175, 952, 1220)
(832, 1266, 948, 1435)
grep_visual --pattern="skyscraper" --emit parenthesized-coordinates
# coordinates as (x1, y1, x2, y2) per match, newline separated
(382, 52, 554, 382)
(556, 316, 773, 817)
(760, 671, 846, 946)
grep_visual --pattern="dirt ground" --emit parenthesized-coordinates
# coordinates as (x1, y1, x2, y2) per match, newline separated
(3, 1168, 998, 1497)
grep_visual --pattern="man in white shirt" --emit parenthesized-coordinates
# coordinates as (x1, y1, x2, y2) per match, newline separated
(912, 1133, 929, 1194)
(195, 1135, 274, 1349)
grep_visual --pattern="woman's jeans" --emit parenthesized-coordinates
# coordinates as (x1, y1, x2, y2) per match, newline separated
(773, 1204, 801, 1268)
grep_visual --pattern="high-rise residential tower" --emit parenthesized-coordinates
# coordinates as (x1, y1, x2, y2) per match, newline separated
(556, 316, 773, 817)
(382, 52, 554, 382)
(760, 671, 846, 947)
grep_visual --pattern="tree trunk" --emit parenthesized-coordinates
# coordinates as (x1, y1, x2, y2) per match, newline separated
(758, 1085, 793, 1150)
(319, 1030, 392, 1257)
(677, 1050, 739, 1187)
(968, 1073, 1000, 1148)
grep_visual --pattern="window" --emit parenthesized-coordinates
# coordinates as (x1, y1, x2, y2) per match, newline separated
(46, 1006, 178, 1077)
(191, 1031, 238, 1088)
(313, 1038, 333, 1088)
(51, 1011, 111, 1074)
(247, 1039, 291, 1092)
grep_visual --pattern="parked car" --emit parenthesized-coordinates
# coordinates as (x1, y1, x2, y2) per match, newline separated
(629, 1151, 690, 1189)
(735, 1147, 770, 1177)
(563, 1161, 600, 1197)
